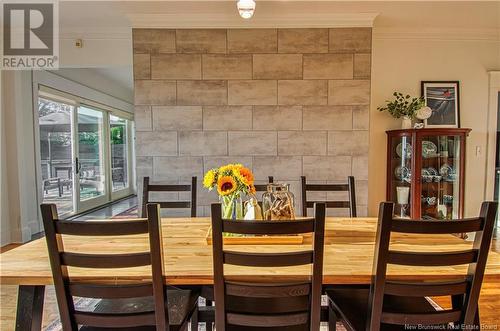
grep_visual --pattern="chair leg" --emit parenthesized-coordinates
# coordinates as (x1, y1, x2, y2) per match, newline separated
(328, 303, 337, 331)
(190, 305, 198, 331)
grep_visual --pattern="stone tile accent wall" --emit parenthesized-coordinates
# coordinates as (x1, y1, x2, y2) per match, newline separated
(133, 28, 371, 216)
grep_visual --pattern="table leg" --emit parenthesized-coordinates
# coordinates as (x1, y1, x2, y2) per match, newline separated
(15, 285, 45, 331)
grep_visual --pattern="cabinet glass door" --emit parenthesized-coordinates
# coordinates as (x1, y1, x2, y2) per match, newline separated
(420, 135, 461, 219)
(389, 135, 412, 218)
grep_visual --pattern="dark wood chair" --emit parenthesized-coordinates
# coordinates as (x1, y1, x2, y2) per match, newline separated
(211, 202, 326, 331)
(41, 203, 199, 331)
(326, 201, 497, 331)
(253, 176, 274, 193)
(142, 176, 197, 218)
(301, 175, 356, 217)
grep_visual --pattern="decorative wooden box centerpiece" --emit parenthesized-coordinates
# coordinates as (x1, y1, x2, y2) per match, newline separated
(203, 164, 301, 245)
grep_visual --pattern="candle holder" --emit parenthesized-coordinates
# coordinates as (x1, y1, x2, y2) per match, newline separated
(396, 186, 410, 218)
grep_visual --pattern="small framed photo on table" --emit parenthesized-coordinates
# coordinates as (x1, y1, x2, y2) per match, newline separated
(421, 81, 460, 128)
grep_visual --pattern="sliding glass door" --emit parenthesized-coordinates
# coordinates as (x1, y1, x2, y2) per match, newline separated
(76, 106, 108, 211)
(38, 97, 76, 215)
(37, 92, 133, 217)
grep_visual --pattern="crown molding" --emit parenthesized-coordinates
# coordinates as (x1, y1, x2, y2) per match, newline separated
(127, 12, 379, 28)
(373, 27, 500, 42)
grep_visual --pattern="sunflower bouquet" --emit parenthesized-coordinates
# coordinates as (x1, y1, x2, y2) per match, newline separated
(203, 163, 256, 219)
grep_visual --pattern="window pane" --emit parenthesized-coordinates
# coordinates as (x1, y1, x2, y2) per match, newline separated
(38, 97, 75, 215)
(78, 106, 105, 200)
(110, 115, 128, 191)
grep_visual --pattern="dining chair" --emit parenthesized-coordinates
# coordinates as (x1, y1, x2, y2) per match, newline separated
(253, 176, 274, 193)
(326, 201, 497, 331)
(210, 202, 326, 331)
(142, 176, 197, 218)
(41, 203, 199, 331)
(301, 175, 357, 217)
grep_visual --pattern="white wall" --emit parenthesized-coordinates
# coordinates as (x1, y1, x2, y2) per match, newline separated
(0, 71, 10, 245)
(369, 30, 500, 217)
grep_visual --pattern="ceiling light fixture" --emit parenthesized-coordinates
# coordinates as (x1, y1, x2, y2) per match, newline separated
(237, 0, 256, 19)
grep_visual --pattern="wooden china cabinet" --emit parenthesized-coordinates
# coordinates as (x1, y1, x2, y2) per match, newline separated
(386, 128, 471, 220)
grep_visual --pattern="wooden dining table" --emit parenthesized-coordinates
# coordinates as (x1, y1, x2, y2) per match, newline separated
(2, 217, 500, 330)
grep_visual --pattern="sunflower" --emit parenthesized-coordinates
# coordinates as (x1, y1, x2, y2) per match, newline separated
(217, 176, 237, 196)
(219, 163, 242, 175)
(203, 169, 217, 189)
(238, 167, 254, 185)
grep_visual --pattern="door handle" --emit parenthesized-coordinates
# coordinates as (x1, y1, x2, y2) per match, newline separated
(75, 157, 81, 174)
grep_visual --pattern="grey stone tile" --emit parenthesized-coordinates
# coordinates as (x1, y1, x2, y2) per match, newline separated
(203, 106, 252, 130)
(136, 156, 153, 179)
(302, 106, 352, 131)
(176, 29, 226, 53)
(253, 54, 302, 80)
(278, 131, 327, 156)
(177, 80, 228, 105)
(303, 156, 352, 181)
(278, 28, 328, 53)
(303, 54, 353, 79)
(136, 131, 177, 156)
(278, 80, 328, 105)
(153, 156, 203, 181)
(134, 80, 176, 105)
(151, 54, 201, 80)
(228, 80, 277, 105)
(253, 106, 302, 130)
(328, 80, 370, 106)
(132, 29, 175, 54)
(135, 106, 152, 131)
(228, 131, 277, 156)
(179, 131, 227, 156)
(227, 29, 277, 53)
(329, 28, 372, 53)
(352, 156, 369, 180)
(352, 105, 370, 130)
(328, 131, 369, 156)
(152, 106, 202, 131)
(253, 156, 302, 181)
(354, 53, 371, 79)
(133, 53, 150, 79)
(202, 54, 252, 80)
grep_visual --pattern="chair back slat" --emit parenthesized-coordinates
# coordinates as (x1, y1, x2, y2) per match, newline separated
(225, 282, 310, 298)
(223, 251, 313, 267)
(211, 202, 326, 331)
(142, 176, 197, 217)
(158, 201, 191, 209)
(226, 312, 309, 327)
(55, 220, 149, 236)
(306, 201, 350, 209)
(367, 201, 498, 331)
(387, 250, 478, 266)
(384, 280, 468, 297)
(73, 311, 156, 328)
(381, 310, 462, 325)
(222, 219, 314, 235)
(253, 176, 274, 193)
(60, 252, 151, 268)
(68, 283, 153, 299)
(391, 218, 484, 234)
(41, 203, 170, 330)
(301, 176, 357, 217)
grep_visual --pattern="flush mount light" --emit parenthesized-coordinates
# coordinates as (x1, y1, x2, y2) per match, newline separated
(237, 0, 256, 19)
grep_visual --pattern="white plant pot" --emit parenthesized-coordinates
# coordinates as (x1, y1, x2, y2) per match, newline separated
(401, 116, 412, 129)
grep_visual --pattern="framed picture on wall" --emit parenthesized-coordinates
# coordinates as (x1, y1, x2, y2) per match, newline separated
(421, 81, 460, 128)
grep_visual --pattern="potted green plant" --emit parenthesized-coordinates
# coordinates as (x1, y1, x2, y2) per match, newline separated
(378, 92, 425, 129)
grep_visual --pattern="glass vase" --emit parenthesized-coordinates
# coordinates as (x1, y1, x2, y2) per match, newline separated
(221, 194, 243, 220)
